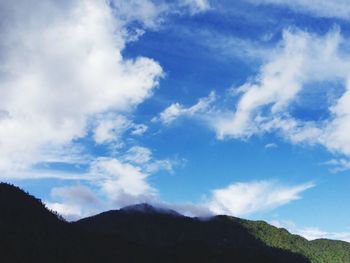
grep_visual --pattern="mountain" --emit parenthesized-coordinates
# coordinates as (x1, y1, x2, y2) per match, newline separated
(0, 183, 348, 263)
(120, 203, 182, 216)
(75, 206, 309, 263)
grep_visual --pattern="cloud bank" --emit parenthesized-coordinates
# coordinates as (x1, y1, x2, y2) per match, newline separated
(0, 0, 162, 172)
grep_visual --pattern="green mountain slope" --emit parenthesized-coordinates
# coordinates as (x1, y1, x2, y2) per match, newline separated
(231, 217, 350, 263)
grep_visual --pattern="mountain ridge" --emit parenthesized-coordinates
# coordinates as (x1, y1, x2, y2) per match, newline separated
(120, 203, 182, 216)
(0, 182, 348, 263)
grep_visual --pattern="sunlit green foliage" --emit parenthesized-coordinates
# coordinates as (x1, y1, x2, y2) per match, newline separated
(233, 217, 350, 263)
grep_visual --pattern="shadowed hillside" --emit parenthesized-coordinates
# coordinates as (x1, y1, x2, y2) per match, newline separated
(0, 183, 346, 262)
(75, 204, 309, 263)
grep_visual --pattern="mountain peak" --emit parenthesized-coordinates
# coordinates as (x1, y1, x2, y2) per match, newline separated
(120, 203, 182, 217)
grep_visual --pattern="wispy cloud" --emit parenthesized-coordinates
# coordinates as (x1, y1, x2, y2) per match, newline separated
(155, 91, 216, 124)
(158, 28, 350, 160)
(265, 143, 278, 149)
(179, 0, 211, 14)
(250, 0, 350, 20)
(206, 180, 314, 216)
(323, 158, 350, 173)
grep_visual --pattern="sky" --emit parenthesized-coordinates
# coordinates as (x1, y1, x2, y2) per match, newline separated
(2, 0, 350, 242)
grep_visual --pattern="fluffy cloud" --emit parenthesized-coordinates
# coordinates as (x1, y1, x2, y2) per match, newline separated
(93, 115, 132, 145)
(250, 0, 350, 20)
(92, 114, 148, 144)
(207, 180, 314, 216)
(45, 145, 179, 219)
(0, 0, 163, 173)
(90, 157, 157, 199)
(0, 0, 214, 219)
(45, 157, 158, 220)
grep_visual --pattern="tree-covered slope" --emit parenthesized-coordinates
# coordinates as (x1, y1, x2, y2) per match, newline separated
(233, 217, 350, 263)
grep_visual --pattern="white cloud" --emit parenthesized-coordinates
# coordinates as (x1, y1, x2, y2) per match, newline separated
(111, 0, 211, 32)
(0, 0, 191, 219)
(215, 28, 350, 158)
(93, 115, 132, 144)
(207, 180, 314, 216)
(51, 185, 100, 205)
(90, 157, 156, 199)
(45, 157, 158, 220)
(200, 31, 272, 62)
(111, 0, 169, 30)
(46, 176, 311, 220)
(271, 220, 350, 242)
(92, 146, 175, 197)
(297, 228, 350, 242)
(46, 185, 101, 221)
(214, 28, 347, 139)
(131, 124, 148, 135)
(144, 159, 175, 174)
(180, 0, 211, 14)
(0, 0, 163, 174)
(161, 28, 350, 160)
(250, 0, 350, 20)
(123, 146, 152, 164)
(123, 146, 177, 174)
(45, 146, 178, 219)
(158, 103, 184, 124)
(46, 202, 83, 221)
(265, 143, 278, 149)
(93, 115, 148, 144)
(165, 202, 213, 217)
(323, 158, 350, 173)
(156, 91, 216, 124)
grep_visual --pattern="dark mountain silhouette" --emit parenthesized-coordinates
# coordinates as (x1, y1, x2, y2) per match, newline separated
(120, 203, 182, 216)
(0, 183, 348, 262)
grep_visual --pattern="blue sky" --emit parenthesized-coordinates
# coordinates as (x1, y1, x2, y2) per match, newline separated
(2, 0, 350, 241)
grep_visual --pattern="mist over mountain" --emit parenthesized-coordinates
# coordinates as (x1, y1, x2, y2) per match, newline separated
(1, 183, 349, 262)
